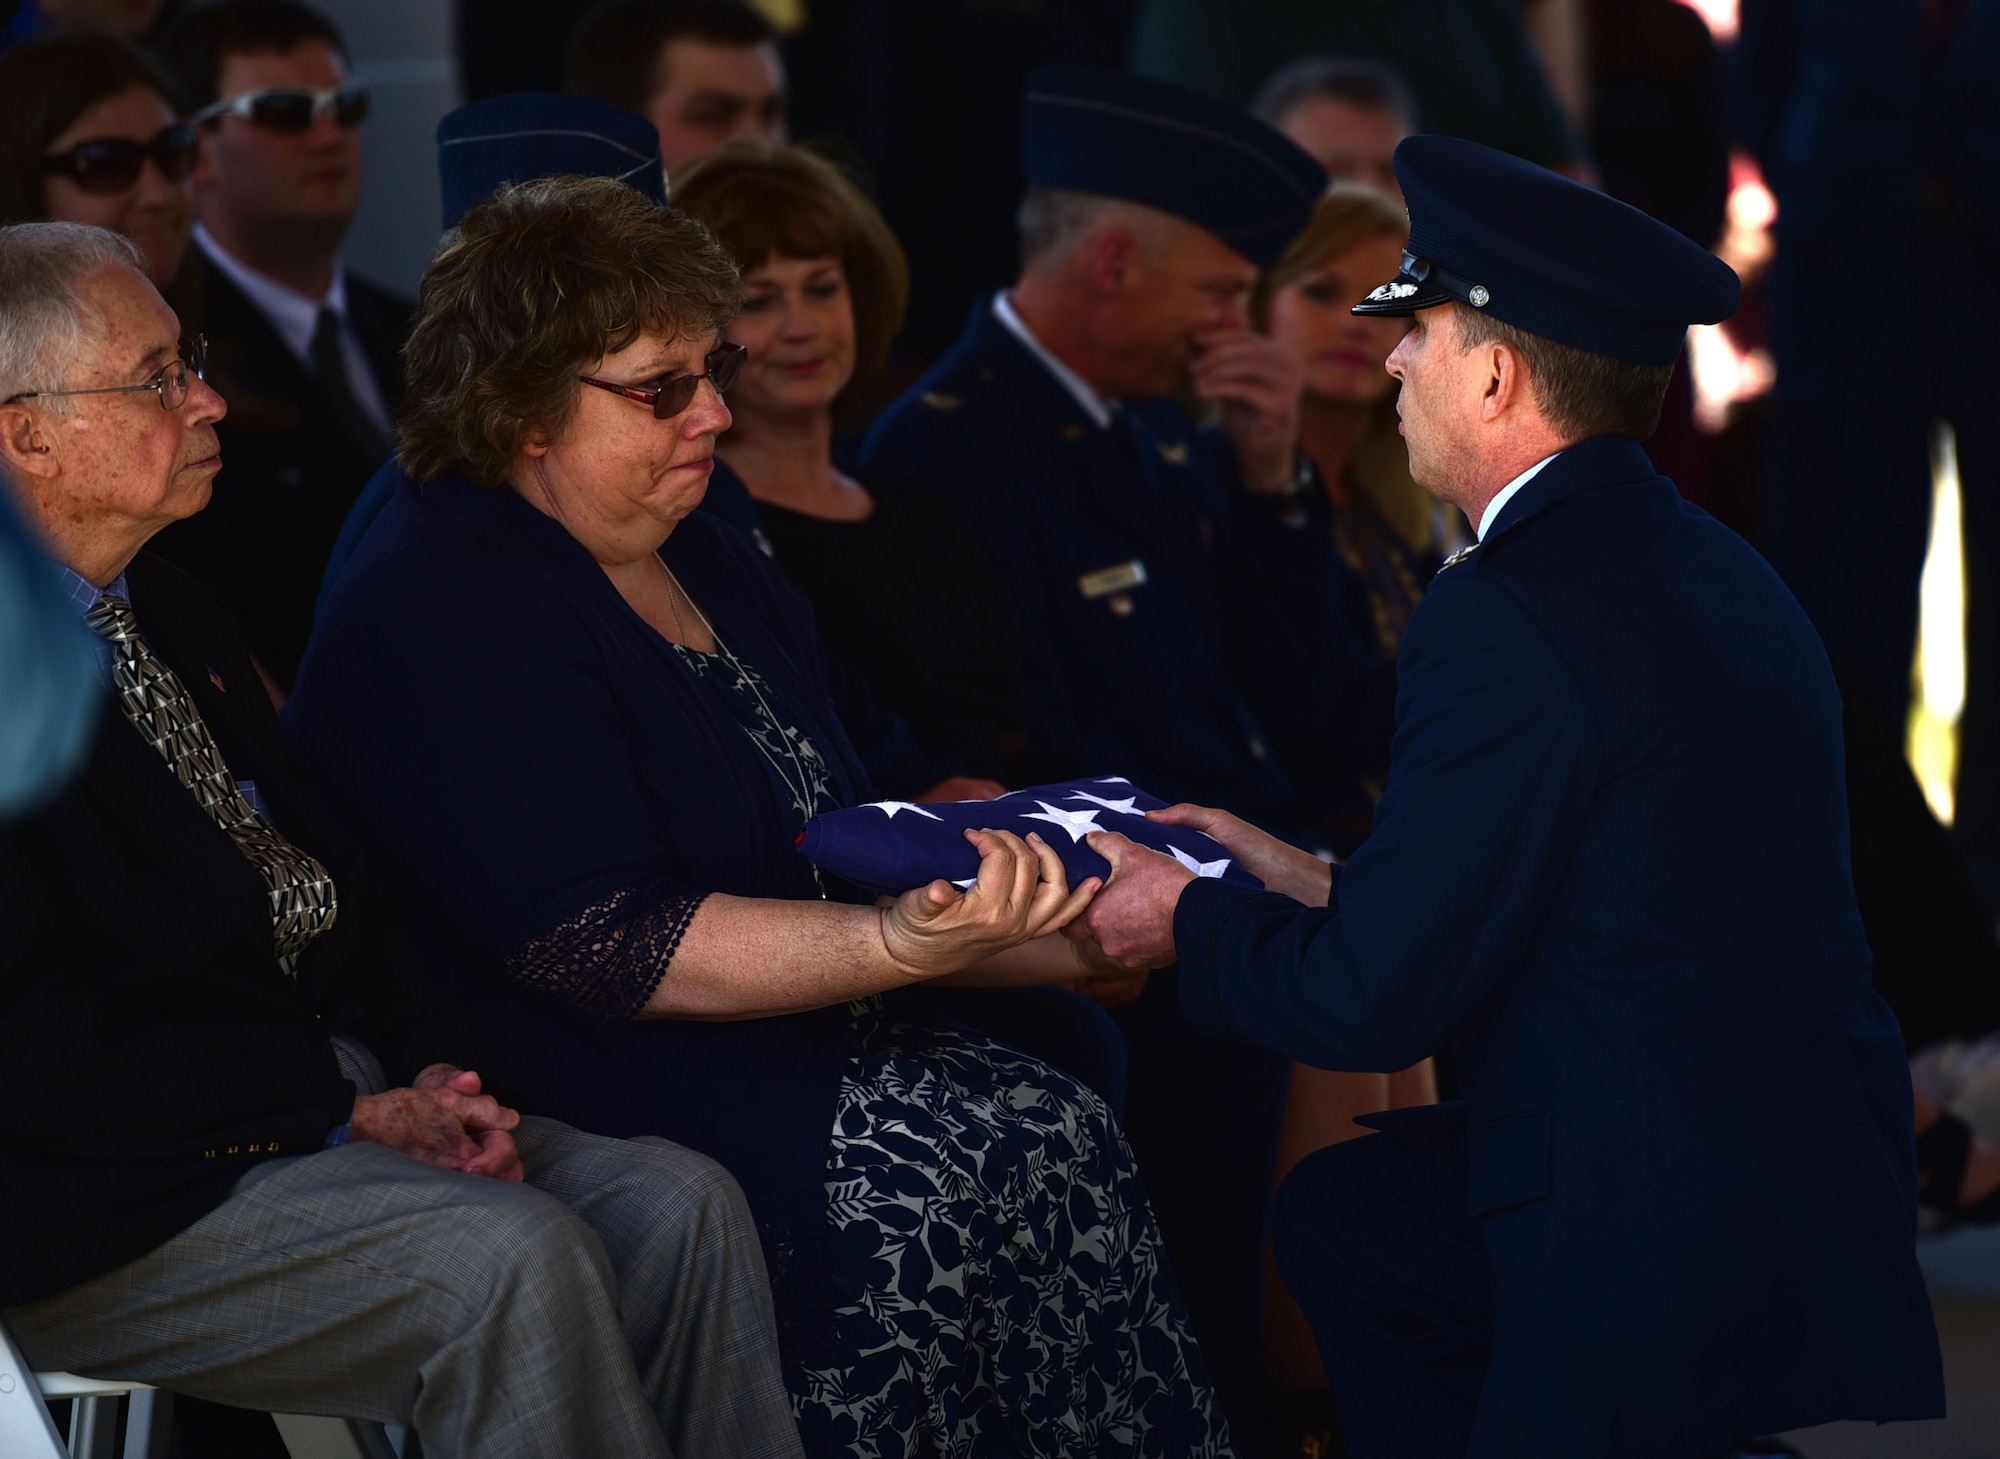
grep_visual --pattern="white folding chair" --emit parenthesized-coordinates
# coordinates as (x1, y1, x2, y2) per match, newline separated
(2, 1312, 404, 1459)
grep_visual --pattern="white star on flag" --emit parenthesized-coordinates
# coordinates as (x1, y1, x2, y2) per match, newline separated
(1169, 845, 1233, 878)
(869, 801, 943, 821)
(1021, 801, 1105, 842)
(1067, 791, 1142, 815)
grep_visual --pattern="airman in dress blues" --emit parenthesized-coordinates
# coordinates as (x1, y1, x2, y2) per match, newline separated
(1077, 135, 1946, 1457)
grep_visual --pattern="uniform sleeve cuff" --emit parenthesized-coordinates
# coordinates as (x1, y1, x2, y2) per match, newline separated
(1174, 877, 1264, 1035)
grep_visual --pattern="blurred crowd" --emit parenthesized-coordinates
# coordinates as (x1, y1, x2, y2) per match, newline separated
(2, 2, 1998, 1457)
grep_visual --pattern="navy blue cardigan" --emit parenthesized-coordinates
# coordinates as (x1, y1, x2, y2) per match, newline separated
(286, 474, 875, 1363)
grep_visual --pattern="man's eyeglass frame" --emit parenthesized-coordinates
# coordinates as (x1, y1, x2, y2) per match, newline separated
(193, 83, 370, 133)
(578, 343, 747, 420)
(4, 337, 208, 411)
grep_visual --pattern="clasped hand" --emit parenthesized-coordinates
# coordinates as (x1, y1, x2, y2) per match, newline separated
(350, 1064, 524, 1182)
(1071, 803, 1338, 969)
(879, 828, 1101, 978)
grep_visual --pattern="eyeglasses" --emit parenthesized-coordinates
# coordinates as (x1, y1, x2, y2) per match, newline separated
(40, 123, 198, 195)
(5, 337, 208, 411)
(579, 343, 747, 420)
(193, 83, 370, 133)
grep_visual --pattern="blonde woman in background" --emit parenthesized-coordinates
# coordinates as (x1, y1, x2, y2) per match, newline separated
(1251, 183, 1443, 1427)
(1255, 183, 1468, 663)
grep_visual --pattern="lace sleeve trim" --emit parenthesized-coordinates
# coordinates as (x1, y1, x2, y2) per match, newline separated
(502, 882, 710, 1023)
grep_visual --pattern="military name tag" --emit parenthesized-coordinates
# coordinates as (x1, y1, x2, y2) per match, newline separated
(1078, 560, 1149, 600)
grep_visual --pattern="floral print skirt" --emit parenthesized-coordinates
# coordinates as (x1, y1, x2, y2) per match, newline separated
(790, 1005, 1235, 1459)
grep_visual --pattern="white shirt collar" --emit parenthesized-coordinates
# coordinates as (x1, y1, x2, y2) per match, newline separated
(195, 222, 348, 365)
(991, 292, 1114, 431)
(1476, 452, 1561, 541)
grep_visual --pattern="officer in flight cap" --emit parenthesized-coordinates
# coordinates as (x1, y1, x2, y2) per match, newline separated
(1076, 134, 1945, 1457)
(862, 64, 1398, 1439)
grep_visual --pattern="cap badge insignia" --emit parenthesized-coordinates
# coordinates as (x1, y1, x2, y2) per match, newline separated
(1367, 281, 1419, 303)
(1468, 285, 1491, 308)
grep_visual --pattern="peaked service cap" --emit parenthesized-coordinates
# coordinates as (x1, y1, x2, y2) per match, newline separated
(1353, 135, 1741, 366)
(437, 92, 667, 230)
(1023, 64, 1325, 270)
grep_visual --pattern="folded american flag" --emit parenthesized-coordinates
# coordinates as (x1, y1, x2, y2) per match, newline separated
(795, 776, 1263, 894)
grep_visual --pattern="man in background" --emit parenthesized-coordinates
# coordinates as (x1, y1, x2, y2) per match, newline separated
(149, 0, 408, 692)
(565, 0, 787, 171)
(1250, 56, 1414, 199)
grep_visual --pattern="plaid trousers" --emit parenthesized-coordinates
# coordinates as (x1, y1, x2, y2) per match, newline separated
(5, 1117, 804, 1459)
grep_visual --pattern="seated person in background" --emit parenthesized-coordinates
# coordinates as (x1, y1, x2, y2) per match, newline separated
(1249, 56, 1413, 199)
(1127, 0, 1587, 177)
(0, 30, 196, 308)
(861, 66, 1389, 1443)
(1244, 183, 1461, 831)
(565, 0, 786, 171)
(0, 220, 802, 1459)
(672, 137, 1130, 1107)
(671, 141, 1039, 790)
(146, 0, 409, 693)
(285, 175, 1232, 1459)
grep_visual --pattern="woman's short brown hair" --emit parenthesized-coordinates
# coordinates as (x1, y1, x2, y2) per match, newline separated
(398, 174, 740, 487)
(1252, 182, 1408, 331)
(0, 32, 182, 227)
(668, 142, 908, 418)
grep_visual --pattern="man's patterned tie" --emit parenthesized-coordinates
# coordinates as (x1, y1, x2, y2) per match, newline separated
(83, 594, 338, 975)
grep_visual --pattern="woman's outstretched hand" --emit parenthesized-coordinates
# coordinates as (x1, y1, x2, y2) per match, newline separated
(880, 828, 1101, 979)
(1148, 803, 1335, 907)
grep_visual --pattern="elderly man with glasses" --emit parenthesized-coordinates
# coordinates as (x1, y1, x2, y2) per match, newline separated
(144, 0, 408, 695)
(0, 219, 805, 1459)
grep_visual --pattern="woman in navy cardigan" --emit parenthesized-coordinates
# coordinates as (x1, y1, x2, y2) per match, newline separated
(286, 176, 1231, 1458)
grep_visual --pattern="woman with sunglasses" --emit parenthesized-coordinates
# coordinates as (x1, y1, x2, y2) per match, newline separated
(287, 175, 1233, 1459)
(0, 31, 195, 298)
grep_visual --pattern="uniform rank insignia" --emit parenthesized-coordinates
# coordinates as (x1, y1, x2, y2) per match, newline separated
(919, 391, 962, 413)
(1437, 542, 1481, 574)
(1157, 441, 1190, 466)
(1077, 560, 1148, 599)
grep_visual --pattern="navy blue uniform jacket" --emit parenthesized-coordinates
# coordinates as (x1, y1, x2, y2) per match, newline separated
(864, 298, 1390, 832)
(1175, 438, 1944, 1452)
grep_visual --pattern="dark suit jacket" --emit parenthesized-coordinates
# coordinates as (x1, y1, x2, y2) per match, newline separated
(1175, 438, 1944, 1452)
(150, 253, 412, 690)
(0, 553, 470, 1311)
